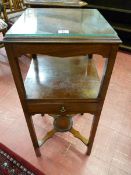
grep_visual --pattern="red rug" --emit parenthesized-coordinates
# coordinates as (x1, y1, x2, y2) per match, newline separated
(0, 143, 45, 175)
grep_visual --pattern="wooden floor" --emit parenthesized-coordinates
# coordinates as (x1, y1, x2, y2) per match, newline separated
(0, 46, 131, 175)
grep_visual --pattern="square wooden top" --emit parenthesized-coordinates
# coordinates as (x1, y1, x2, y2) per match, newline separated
(4, 8, 121, 43)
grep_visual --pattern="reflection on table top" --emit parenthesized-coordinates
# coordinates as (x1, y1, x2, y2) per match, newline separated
(4, 8, 120, 43)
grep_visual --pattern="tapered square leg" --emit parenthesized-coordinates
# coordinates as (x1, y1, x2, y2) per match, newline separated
(25, 115, 41, 157)
(87, 113, 101, 155)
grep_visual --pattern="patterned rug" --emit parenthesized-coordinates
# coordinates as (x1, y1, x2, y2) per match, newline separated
(0, 143, 45, 175)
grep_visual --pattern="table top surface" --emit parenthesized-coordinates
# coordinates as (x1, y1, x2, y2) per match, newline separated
(24, 0, 88, 7)
(4, 8, 121, 43)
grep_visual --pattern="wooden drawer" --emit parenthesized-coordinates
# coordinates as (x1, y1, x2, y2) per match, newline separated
(27, 101, 98, 115)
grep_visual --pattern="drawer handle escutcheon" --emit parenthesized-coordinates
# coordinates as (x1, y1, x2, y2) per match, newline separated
(60, 106, 66, 113)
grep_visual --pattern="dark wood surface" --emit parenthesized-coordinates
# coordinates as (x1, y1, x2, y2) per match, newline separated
(4, 8, 120, 43)
(1, 50, 131, 174)
(25, 55, 100, 99)
(3, 8, 121, 156)
(24, 0, 88, 8)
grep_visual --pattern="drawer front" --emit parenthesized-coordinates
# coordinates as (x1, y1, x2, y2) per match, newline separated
(27, 102, 98, 115)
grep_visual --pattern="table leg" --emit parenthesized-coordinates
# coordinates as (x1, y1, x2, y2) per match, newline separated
(87, 112, 101, 155)
(32, 54, 37, 59)
(25, 115, 41, 157)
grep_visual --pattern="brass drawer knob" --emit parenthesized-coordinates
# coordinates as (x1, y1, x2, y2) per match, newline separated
(60, 106, 66, 113)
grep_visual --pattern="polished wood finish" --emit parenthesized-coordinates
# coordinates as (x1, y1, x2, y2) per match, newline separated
(38, 113, 89, 146)
(24, 55, 100, 100)
(1, 51, 131, 174)
(24, 0, 88, 8)
(3, 8, 121, 156)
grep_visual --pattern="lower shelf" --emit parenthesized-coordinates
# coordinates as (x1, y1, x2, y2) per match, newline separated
(24, 55, 100, 100)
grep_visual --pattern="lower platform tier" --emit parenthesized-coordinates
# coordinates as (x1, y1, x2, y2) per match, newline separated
(24, 55, 100, 100)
